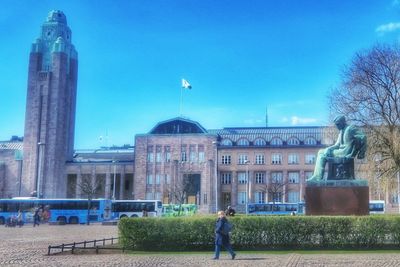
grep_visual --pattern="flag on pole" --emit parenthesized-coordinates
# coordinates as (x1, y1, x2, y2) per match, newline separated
(181, 78, 192, 89)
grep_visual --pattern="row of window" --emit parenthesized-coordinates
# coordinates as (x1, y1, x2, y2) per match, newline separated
(221, 136, 318, 147)
(221, 153, 316, 165)
(147, 145, 205, 163)
(220, 171, 313, 185)
(146, 174, 171, 185)
(237, 191, 300, 204)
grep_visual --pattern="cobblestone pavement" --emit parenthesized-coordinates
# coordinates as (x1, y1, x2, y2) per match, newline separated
(1, 224, 400, 266)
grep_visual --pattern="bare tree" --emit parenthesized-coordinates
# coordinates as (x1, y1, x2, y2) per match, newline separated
(261, 179, 291, 213)
(329, 43, 400, 181)
(164, 175, 196, 216)
(78, 176, 103, 225)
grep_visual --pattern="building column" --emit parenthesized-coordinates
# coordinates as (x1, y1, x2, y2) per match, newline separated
(231, 171, 238, 209)
(119, 166, 125, 200)
(283, 170, 287, 203)
(105, 165, 111, 199)
(75, 166, 82, 198)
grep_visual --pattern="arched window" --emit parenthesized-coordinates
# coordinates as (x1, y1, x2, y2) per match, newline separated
(237, 138, 250, 146)
(287, 137, 300, 146)
(221, 139, 233, 146)
(304, 137, 317, 146)
(270, 137, 283, 146)
(254, 138, 267, 146)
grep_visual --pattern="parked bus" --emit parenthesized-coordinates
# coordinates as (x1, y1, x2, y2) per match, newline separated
(369, 200, 385, 214)
(248, 202, 305, 215)
(112, 200, 163, 219)
(0, 198, 112, 225)
(162, 204, 197, 217)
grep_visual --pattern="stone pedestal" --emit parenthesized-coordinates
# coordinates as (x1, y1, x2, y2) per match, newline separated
(305, 181, 369, 215)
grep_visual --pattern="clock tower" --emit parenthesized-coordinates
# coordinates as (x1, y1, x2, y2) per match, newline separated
(22, 10, 78, 198)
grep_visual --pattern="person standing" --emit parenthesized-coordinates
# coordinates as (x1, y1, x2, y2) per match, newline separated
(213, 211, 236, 260)
(33, 208, 40, 227)
(16, 210, 23, 227)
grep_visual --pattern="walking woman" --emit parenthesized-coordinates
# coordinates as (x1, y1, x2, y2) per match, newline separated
(213, 210, 236, 260)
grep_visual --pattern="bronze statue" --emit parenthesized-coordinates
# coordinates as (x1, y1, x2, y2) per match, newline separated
(307, 115, 366, 182)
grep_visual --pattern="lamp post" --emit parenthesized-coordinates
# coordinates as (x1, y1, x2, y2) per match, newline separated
(212, 141, 219, 213)
(397, 171, 400, 214)
(245, 160, 250, 215)
(37, 142, 45, 198)
(112, 160, 117, 200)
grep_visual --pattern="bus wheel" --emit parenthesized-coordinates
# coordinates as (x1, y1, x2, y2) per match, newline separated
(69, 217, 79, 224)
(120, 215, 127, 219)
(0, 217, 4, 225)
(57, 216, 66, 225)
(130, 214, 138, 218)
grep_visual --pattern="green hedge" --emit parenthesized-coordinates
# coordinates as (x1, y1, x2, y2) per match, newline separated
(119, 215, 400, 251)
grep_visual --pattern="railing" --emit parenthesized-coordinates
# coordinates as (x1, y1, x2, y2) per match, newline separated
(48, 237, 123, 255)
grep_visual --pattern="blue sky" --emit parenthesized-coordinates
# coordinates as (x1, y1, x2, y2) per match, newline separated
(1, 0, 399, 149)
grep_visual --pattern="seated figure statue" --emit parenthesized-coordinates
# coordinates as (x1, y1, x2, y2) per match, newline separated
(307, 115, 366, 182)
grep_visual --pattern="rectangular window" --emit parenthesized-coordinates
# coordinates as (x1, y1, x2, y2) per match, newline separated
(147, 146, 154, 163)
(155, 192, 162, 200)
(203, 193, 207, 205)
(305, 154, 316, 164)
(255, 172, 265, 184)
(238, 191, 247, 204)
(288, 172, 299, 183)
(238, 154, 248, 164)
(255, 154, 265, 165)
(288, 153, 299, 164)
(271, 153, 282, 165)
(238, 172, 248, 184)
(288, 192, 300, 203)
(189, 145, 196, 162)
(181, 145, 187, 162)
(272, 192, 282, 202)
(221, 172, 232, 184)
(221, 155, 231, 165)
(271, 172, 283, 183)
(156, 146, 162, 163)
(254, 191, 265, 203)
(198, 145, 205, 162)
(165, 146, 171, 163)
(155, 174, 161, 184)
(146, 174, 153, 185)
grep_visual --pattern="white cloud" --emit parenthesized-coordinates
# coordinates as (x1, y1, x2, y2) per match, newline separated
(290, 116, 318, 125)
(376, 22, 400, 34)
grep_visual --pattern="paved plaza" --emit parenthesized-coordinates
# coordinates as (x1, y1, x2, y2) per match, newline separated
(1, 224, 400, 266)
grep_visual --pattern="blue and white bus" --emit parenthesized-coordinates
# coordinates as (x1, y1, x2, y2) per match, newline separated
(369, 200, 385, 214)
(0, 198, 112, 225)
(112, 200, 163, 219)
(248, 202, 305, 215)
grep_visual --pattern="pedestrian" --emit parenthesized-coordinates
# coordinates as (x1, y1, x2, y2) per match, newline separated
(17, 210, 23, 227)
(142, 209, 148, 217)
(33, 208, 40, 227)
(213, 210, 236, 260)
(225, 206, 236, 217)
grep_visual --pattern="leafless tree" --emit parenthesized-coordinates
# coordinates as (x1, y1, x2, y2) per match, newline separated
(329, 43, 400, 182)
(78, 176, 103, 225)
(261, 179, 291, 213)
(164, 175, 196, 215)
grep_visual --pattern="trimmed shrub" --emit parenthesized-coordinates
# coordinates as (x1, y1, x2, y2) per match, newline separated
(119, 215, 400, 251)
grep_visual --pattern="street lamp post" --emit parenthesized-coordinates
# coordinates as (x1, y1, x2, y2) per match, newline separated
(245, 160, 250, 215)
(212, 141, 219, 213)
(37, 142, 45, 198)
(397, 171, 400, 214)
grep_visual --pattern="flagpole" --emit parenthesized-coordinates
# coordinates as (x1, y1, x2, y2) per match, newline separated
(179, 85, 183, 116)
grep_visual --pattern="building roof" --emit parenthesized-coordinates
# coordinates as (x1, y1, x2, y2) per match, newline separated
(0, 141, 23, 150)
(149, 117, 208, 134)
(72, 146, 134, 163)
(208, 126, 331, 144)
